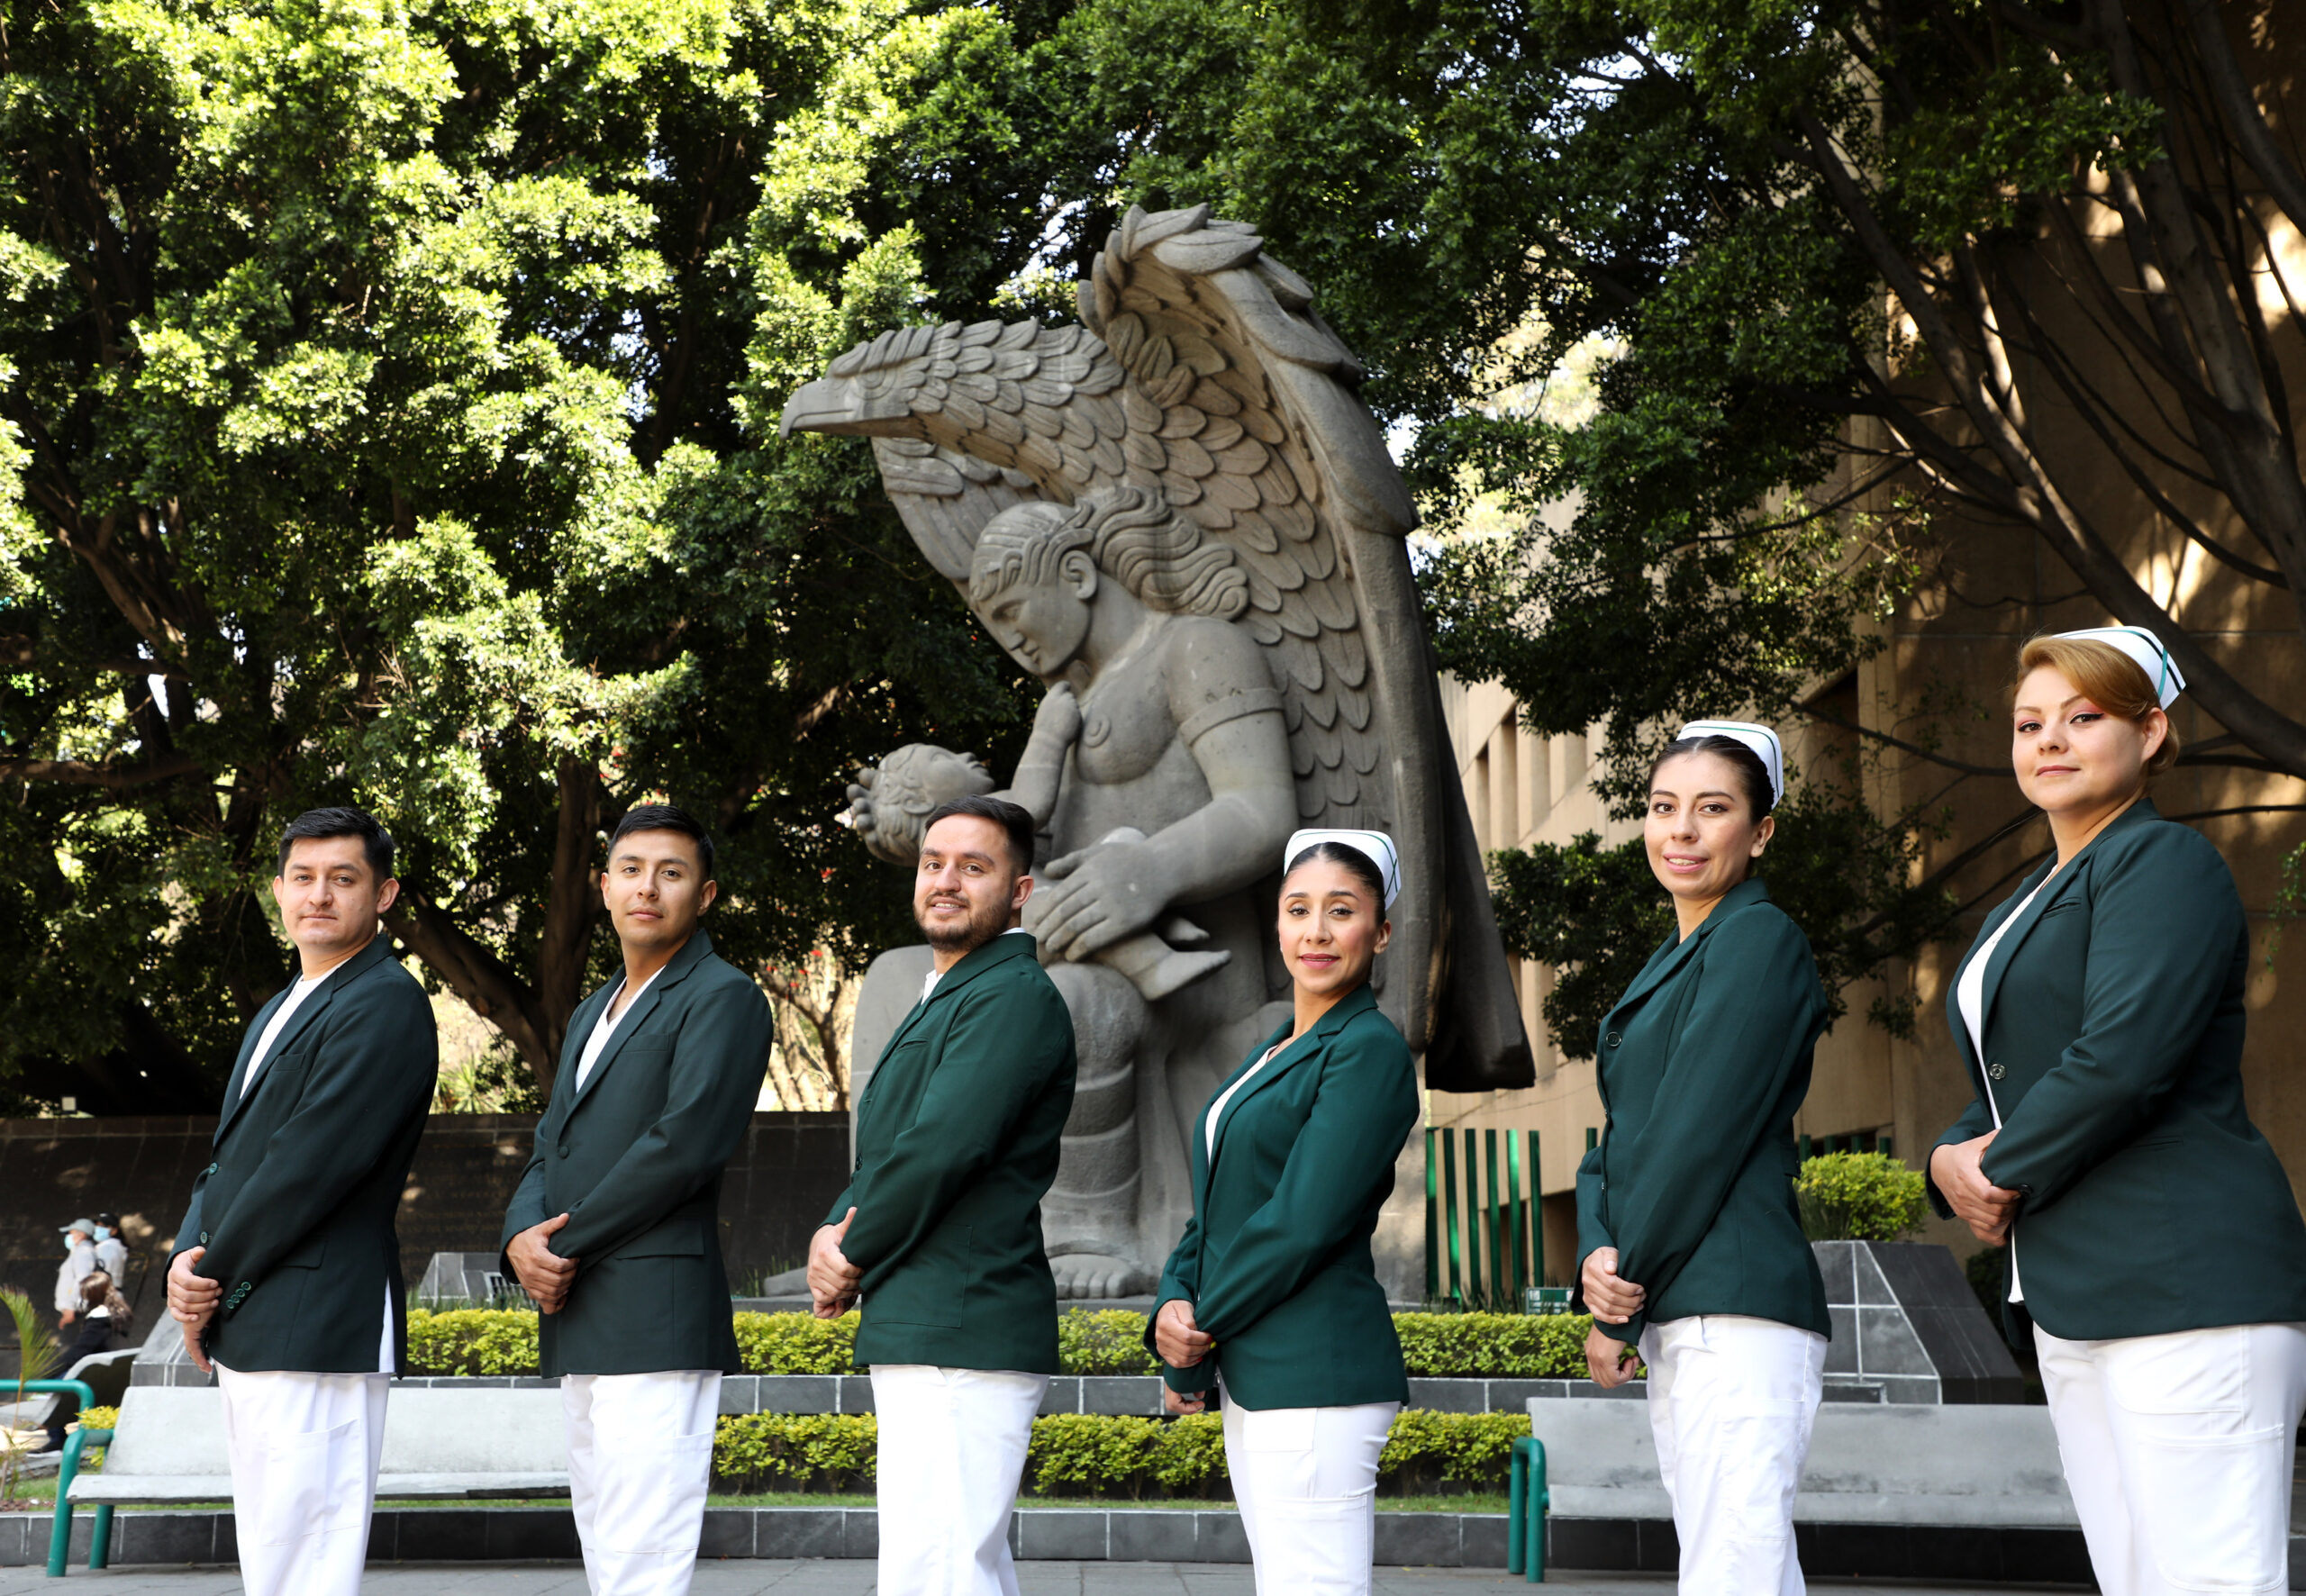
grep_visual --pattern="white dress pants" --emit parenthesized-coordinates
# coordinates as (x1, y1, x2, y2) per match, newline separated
(1637, 1315, 1827, 1596)
(1219, 1390, 1399, 1596)
(562, 1369, 722, 1596)
(2036, 1320, 2306, 1596)
(213, 1363, 389, 1596)
(871, 1365, 1049, 1596)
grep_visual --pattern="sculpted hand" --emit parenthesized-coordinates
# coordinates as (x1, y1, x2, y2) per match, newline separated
(1930, 1132, 2021, 1244)
(508, 1213, 578, 1314)
(1031, 683, 1084, 745)
(810, 1210, 862, 1319)
(1584, 1323, 1640, 1389)
(1163, 1385, 1208, 1415)
(1153, 1299, 1214, 1367)
(1031, 838, 1164, 960)
(1580, 1247, 1645, 1324)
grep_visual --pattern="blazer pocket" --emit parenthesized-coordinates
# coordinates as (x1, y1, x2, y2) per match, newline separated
(866, 1225, 968, 1328)
(276, 1237, 329, 1270)
(618, 1220, 704, 1258)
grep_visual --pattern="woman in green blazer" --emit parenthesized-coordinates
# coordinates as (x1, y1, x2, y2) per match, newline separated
(1574, 720, 1831, 1596)
(1928, 628, 2306, 1596)
(1149, 828, 1420, 1596)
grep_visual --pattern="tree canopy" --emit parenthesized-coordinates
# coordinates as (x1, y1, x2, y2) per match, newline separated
(0, 0, 1123, 1102)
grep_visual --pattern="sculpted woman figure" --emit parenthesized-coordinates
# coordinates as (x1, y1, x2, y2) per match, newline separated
(1576, 721, 1832, 1596)
(1929, 628, 2306, 1596)
(847, 486, 1299, 1293)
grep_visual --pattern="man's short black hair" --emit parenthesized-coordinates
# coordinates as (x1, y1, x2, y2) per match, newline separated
(276, 806, 395, 879)
(922, 794, 1036, 874)
(608, 803, 715, 878)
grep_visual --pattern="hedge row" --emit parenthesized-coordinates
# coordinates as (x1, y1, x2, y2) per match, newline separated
(406, 1307, 1601, 1380)
(710, 1409, 1532, 1498)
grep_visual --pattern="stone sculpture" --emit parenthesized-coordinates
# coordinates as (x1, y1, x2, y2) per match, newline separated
(781, 206, 1533, 1295)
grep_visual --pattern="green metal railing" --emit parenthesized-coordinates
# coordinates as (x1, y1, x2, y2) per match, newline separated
(10, 1378, 111, 1576)
(1423, 1128, 1546, 1309)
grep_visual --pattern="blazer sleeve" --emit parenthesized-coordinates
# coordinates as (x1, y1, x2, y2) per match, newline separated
(1925, 1097, 1997, 1220)
(1601, 913, 1825, 1345)
(1570, 1139, 1612, 1309)
(1980, 826, 2246, 1212)
(837, 974, 1074, 1286)
(549, 975, 771, 1264)
(497, 1116, 558, 1258)
(1185, 1020, 1420, 1344)
(1149, 1203, 1212, 1394)
(194, 975, 440, 1302)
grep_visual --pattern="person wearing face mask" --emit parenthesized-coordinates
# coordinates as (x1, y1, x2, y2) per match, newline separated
(499, 803, 772, 1596)
(91, 1215, 127, 1282)
(1928, 629, 2306, 1596)
(1148, 830, 1420, 1596)
(1574, 721, 1830, 1596)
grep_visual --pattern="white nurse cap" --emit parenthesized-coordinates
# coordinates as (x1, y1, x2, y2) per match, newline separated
(1283, 829, 1400, 908)
(1673, 720, 1785, 807)
(2050, 625, 2186, 709)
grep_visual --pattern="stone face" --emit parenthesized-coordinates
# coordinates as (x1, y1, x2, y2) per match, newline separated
(785, 207, 1534, 1296)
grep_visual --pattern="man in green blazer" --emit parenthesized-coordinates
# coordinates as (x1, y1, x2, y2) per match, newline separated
(163, 807, 439, 1596)
(807, 794, 1077, 1596)
(501, 803, 771, 1596)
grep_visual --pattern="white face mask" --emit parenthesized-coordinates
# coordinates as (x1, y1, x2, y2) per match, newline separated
(93, 1227, 111, 1241)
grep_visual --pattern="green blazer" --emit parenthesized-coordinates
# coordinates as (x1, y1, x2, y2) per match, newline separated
(172, 934, 439, 1374)
(828, 932, 1076, 1373)
(1150, 984, 1420, 1410)
(1929, 798, 2306, 1342)
(1575, 878, 1829, 1347)
(500, 929, 771, 1377)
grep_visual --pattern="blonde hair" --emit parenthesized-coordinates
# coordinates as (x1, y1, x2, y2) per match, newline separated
(2013, 635, 2182, 778)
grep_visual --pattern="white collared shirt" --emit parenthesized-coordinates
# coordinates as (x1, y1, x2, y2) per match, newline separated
(575, 966, 666, 1093)
(1204, 1041, 1288, 1161)
(918, 927, 1032, 1005)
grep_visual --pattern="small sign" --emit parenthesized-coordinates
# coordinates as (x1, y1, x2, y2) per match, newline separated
(1524, 1286, 1573, 1316)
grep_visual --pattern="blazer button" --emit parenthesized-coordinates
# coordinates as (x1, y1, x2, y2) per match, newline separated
(1604, 1032, 1622, 1048)
(1987, 1063, 2006, 1081)
(558, 1145, 570, 1158)
(204, 1163, 218, 1177)
(198, 1230, 210, 1245)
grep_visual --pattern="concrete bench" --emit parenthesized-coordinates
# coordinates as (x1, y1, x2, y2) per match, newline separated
(69, 1383, 573, 1507)
(1527, 1394, 2076, 1527)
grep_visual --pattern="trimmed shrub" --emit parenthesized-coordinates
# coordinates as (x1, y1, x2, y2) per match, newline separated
(733, 1310, 858, 1374)
(77, 1405, 119, 1432)
(1380, 1410, 1530, 1492)
(1057, 1309, 1160, 1375)
(1794, 1151, 1929, 1242)
(404, 1308, 540, 1375)
(713, 1412, 877, 1492)
(712, 1408, 1530, 1498)
(1394, 1311, 1593, 1377)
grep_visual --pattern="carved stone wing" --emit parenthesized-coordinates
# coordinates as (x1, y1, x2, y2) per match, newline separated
(1080, 206, 1529, 1088)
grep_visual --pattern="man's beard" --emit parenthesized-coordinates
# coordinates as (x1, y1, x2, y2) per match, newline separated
(917, 892, 1010, 954)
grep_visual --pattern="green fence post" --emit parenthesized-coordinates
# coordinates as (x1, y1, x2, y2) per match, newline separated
(1484, 1129, 1506, 1304)
(1441, 1129, 1463, 1307)
(1505, 1129, 1525, 1302)
(1462, 1129, 1484, 1306)
(1424, 1128, 1440, 1303)
(1529, 1131, 1544, 1288)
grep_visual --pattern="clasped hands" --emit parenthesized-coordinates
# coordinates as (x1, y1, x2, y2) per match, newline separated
(1154, 1299, 1215, 1414)
(810, 1209, 863, 1319)
(507, 1212, 579, 1314)
(1580, 1247, 1644, 1389)
(1929, 1130, 2022, 1244)
(167, 1246, 222, 1374)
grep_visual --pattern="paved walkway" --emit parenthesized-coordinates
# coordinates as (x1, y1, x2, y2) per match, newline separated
(0, 1564, 2076, 1595)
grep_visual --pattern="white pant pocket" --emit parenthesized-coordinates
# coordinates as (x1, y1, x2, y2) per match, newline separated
(2129, 1422, 2287, 1593)
(240, 1416, 362, 1547)
(595, 1428, 716, 1557)
(1240, 1408, 1318, 1453)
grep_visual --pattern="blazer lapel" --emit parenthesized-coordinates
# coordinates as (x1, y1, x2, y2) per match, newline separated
(214, 936, 389, 1142)
(855, 934, 1038, 1127)
(1204, 985, 1378, 1183)
(214, 989, 289, 1145)
(549, 982, 619, 1126)
(1970, 800, 2161, 1064)
(1597, 878, 1770, 1047)
(570, 929, 716, 1110)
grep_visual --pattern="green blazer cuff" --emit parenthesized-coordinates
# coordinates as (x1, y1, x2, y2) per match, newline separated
(1162, 1357, 1216, 1395)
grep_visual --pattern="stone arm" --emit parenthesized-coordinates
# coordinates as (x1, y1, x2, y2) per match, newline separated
(994, 683, 1082, 828)
(1031, 626, 1296, 962)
